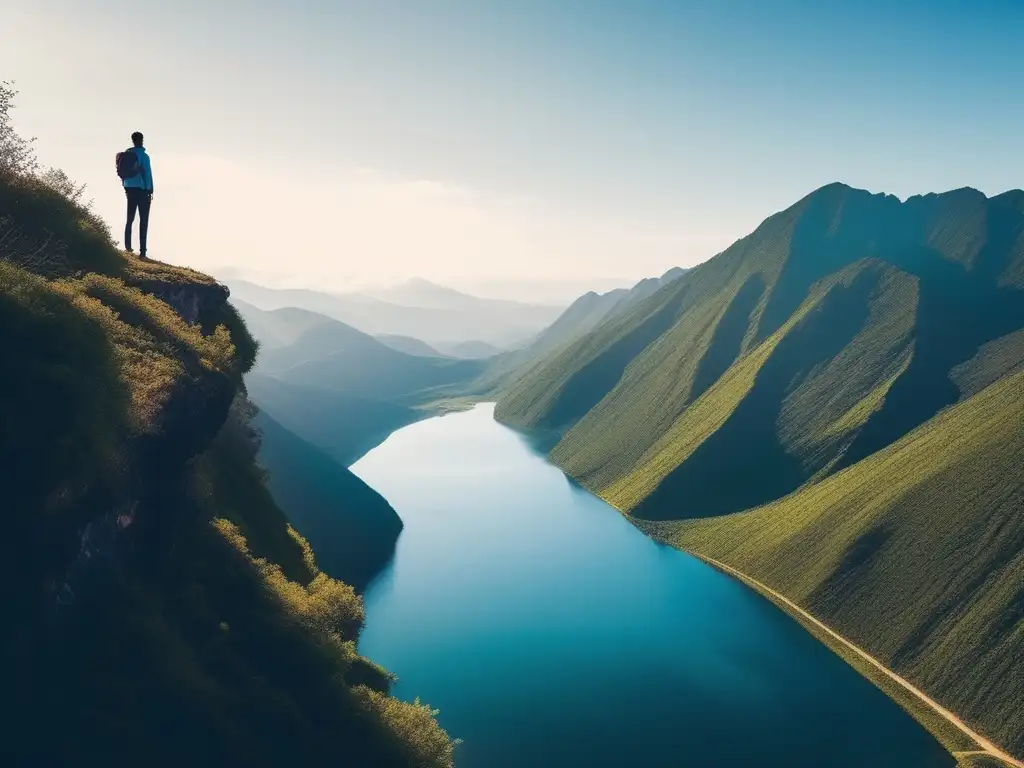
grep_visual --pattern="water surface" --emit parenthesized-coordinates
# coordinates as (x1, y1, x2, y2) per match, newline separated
(354, 404, 949, 767)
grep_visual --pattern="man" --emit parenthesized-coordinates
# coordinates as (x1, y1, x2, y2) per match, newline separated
(121, 131, 154, 259)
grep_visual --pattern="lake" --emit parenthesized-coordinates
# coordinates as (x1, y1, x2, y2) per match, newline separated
(353, 404, 950, 767)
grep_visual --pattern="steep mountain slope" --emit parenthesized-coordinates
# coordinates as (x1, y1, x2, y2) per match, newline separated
(515, 265, 689, 363)
(497, 183, 1024, 520)
(253, 408, 403, 590)
(649, 369, 1024, 758)
(493, 180, 1024, 763)
(478, 266, 689, 396)
(245, 372, 416, 466)
(2, 160, 452, 766)
(590, 259, 919, 516)
(225, 276, 560, 347)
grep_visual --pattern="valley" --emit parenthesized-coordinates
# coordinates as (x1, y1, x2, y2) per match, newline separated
(7, 5, 1022, 766)
(222, 182, 1023, 766)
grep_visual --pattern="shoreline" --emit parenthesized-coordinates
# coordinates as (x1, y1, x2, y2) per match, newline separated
(685, 551, 1022, 768)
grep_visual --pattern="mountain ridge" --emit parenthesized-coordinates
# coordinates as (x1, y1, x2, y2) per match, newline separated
(492, 180, 1024, 762)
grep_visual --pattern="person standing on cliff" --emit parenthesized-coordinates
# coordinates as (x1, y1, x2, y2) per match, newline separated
(116, 131, 154, 259)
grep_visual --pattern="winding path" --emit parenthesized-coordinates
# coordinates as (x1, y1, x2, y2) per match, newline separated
(690, 552, 1023, 768)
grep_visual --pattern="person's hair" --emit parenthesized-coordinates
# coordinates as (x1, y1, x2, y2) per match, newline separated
(131, 131, 144, 147)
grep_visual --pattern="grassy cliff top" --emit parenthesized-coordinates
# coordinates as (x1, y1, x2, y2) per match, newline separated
(2, 97, 455, 765)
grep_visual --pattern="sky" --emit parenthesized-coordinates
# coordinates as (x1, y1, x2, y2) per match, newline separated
(4, 0, 1023, 300)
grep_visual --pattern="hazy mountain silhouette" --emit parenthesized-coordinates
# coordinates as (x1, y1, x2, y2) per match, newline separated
(226, 276, 563, 348)
(375, 334, 446, 357)
(245, 372, 418, 466)
(435, 339, 506, 359)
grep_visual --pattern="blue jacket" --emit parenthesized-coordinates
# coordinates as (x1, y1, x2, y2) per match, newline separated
(122, 146, 154, 192)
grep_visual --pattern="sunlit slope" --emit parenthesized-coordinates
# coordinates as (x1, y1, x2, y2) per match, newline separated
(651, 369, 1024, 758)
(496, 183, 1024, 517)
(580, 259, 918, 516)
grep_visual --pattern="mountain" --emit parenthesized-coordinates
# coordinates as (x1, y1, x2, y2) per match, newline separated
(234, 303, 484, 462)
(235, 304, 486, 403)
(649, 368, 1024, 758)
(466, 275, 638, 304)
(375, 333, 445, 357)
(369, 276, 564, 319)
(531, 266, 690, 357)
(476, 266, 689, 394)
(224, 277, 563, 348)
(436, 339, 505, 359)
(497, 183, 1024, 505)
(1, 157, 452, 765)
(494, 182, 1024, 759)
(253, 408, 403, 590)
(234, 301, 485, 397)
(245, 372, 418, 466)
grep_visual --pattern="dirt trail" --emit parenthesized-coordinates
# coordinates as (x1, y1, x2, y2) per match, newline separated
(691, 552, 1023, 768)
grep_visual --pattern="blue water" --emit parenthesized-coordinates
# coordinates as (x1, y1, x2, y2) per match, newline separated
(353, 404, 950, 767)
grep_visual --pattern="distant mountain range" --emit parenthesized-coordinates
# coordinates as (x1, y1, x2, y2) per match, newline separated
(225, 277, 565, 349)
(492, 182, 1024, 757)
(476, 266, 689, 393)
(235, 301, 487, 465)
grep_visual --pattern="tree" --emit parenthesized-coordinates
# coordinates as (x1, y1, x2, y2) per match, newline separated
(0, 81, 39, 177)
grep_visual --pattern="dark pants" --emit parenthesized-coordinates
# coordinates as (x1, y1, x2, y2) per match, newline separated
(124, 187, 152, 254)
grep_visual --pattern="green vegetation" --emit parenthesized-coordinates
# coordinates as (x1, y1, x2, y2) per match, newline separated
(2, 88, 454, 766)
(497, 186, 1024, 520)
(596, 260, 919, 516)
(472, 269, 672, 400)
(253, 407, 404, 590)
(495, 181, 1024, 762)
(652, 370, 1024, 756)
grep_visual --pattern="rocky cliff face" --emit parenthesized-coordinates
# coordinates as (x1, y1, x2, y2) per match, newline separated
(43, 273, 242, 614)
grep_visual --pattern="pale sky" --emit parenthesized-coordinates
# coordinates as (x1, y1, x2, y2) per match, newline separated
(4, 0, 1022, 299)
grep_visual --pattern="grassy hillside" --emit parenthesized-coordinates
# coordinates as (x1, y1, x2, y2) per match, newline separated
(591, 259, 919, 516)
(498, 183, 1024, 520)
(478, 266, 689, 397)
(649, 369, 1024, 758)
(1, 117, 454, 767)
(494, 181, 1024, 762)
(253, 408, 403, 590)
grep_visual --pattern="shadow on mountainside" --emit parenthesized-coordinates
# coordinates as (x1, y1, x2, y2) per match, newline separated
(633, 265, 881, 520)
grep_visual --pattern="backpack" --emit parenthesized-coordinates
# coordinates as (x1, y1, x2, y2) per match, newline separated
(116, 148, 141, 180)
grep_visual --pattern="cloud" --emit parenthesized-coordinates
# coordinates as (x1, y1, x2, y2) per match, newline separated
(94, 153, 728, 291)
